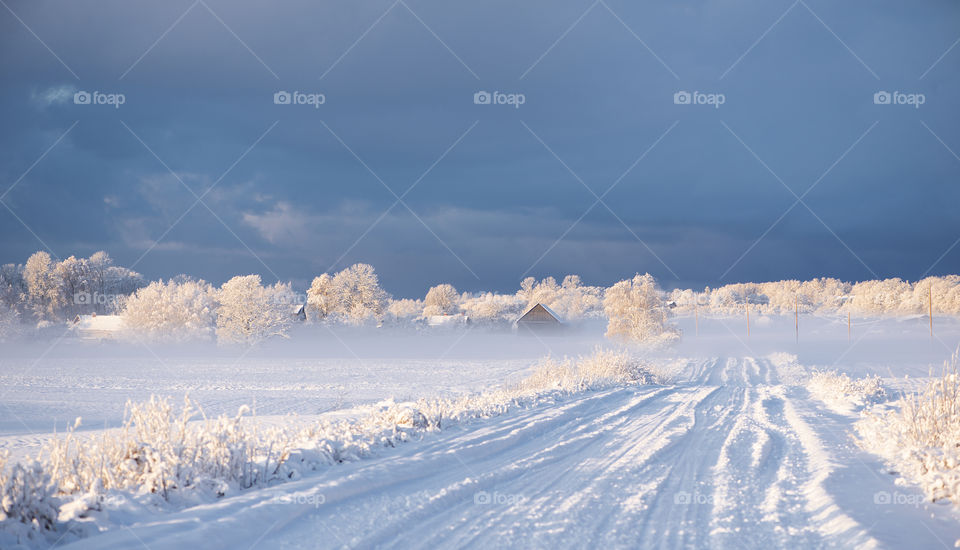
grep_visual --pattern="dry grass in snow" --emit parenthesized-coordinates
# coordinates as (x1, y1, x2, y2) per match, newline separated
(857, 351, 960, 506)
(0, 349, 655, 547)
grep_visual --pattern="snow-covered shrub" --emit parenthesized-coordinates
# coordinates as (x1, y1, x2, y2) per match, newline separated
(516, 349, 659, 392)
(0, 452, 59, 538)
(807, 370, 885, 411)
(603, 273, 680, 347)
(858, 352, 960, 505)
(44, 397, 289, 501)
(216, 275, 295, 344)
(122, 279, 217, 342)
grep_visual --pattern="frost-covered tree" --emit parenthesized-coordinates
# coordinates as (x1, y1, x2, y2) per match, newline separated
(423, 284, 459, 316)
(23, 251, 63, 321)
(0, 263, 25, 312)
(306, 273, 337, 322)
(305, 264, 390, 325)
(122, 279, 217, 342)
(384, 298, 423, 326)
(551, 275, 603, 320)
(330, 264, 389, 325)
(55, 256, 91, 317)
(0, 303, 24, 342)
(604, 273, 679, 346)
(216, 275, 296, 344)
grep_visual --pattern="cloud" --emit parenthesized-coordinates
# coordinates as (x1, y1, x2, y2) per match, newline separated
(31, 84, 76, 108)
(242, 202, 310, 245)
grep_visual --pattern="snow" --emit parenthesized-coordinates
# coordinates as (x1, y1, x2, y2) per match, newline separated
(3, 315, 960, 548)
(70, 315, 124, 339)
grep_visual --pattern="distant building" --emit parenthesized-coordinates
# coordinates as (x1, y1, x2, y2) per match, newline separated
(426, 313, 470, 328)
(292, 304, 306, 321)
(514, 303, 563, 334)
(71, 313, 124, 340)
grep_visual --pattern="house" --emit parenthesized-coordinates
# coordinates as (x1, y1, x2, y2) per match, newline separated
(72, 313, 124, 340)
(514, 303, 563, 334)
(426, 313, 470, 328)
(292, 304, 306, 321)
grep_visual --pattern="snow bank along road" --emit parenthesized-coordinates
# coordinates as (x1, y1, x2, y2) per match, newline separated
(64, 357, 960, 549)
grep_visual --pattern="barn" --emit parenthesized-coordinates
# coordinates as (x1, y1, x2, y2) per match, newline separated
(514, 303, 563, 334)
(292, 304, 306, 321)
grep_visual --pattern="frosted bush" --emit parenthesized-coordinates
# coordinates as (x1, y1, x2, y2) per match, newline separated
(45, 397, 275, 498)
(807, 370, 885, 411)
(858, 352, 960, 505)
(516, 349, 659, 392)
(0, 452, 59, 542)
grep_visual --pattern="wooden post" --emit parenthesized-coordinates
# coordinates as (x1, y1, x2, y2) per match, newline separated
(795, 295, 799, 343)
(929, 285, 934, 340)
(746, 300, 750, 339)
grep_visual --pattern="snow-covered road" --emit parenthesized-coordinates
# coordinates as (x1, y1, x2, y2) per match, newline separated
(62, 357, 960, 549)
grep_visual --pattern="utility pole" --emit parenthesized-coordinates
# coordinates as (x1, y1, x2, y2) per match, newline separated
(695, 296, 699, 337)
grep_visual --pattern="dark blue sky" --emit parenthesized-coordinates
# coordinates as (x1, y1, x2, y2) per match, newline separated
(1, 0, 958, 297)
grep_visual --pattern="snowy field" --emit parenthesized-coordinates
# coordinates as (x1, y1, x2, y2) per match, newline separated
(3, 314, 960, 548)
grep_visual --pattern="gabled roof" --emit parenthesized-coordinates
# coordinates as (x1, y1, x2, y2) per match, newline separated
(516, 303, 562, 324)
